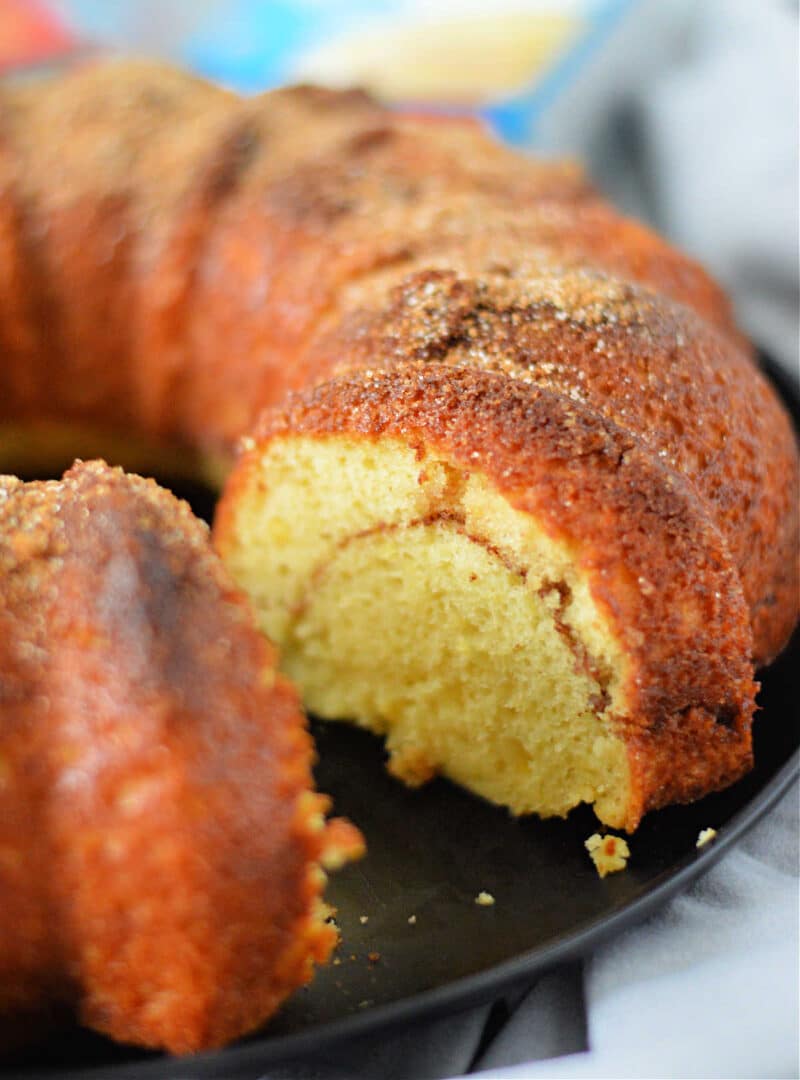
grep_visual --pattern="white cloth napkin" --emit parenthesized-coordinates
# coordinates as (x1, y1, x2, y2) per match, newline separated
(263, 3, 799, 1078)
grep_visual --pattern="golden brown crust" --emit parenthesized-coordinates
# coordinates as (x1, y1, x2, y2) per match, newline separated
(0, 63, 232, 431)
(2, 61, 746, 447)
(230, 364, 758, 828)
(0, 107, 56, 418)
(244, 118, 738, 333)
(182, 110, 741, 451)
(0, 461, 352, 1053)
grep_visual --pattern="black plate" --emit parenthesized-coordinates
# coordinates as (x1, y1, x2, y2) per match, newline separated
(7, 358, 799, 1080)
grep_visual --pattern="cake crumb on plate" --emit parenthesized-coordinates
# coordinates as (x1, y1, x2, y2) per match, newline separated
(585, 833, 630, 877)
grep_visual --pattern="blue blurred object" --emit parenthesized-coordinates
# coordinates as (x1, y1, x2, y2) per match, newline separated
(185, 1, 347, 92)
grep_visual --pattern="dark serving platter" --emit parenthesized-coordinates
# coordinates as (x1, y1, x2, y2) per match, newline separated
(6, 356, 799, 1080)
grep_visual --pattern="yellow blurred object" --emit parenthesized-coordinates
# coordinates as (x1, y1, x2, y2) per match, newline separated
(295, 13, 579, 104)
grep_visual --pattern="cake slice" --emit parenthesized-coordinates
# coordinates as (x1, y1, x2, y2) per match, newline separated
(215, 365, 757, 832)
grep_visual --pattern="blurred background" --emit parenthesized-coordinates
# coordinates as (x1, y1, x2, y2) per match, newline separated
(0, 0, 639, 112)
(1, 0, 797, 367)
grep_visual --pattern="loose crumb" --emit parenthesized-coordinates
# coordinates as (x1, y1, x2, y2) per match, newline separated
(475, 891, 495, 906)
(696, 827, 717, 848)
(407, 915, 417, 925)
(359, 915, 369, 924)
(367, 951, 381, 964)
(585, 833, 630, 877)
(332, 957, 342, 966)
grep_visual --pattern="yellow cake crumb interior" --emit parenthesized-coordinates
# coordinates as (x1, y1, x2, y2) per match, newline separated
(220, 435, 633, 827)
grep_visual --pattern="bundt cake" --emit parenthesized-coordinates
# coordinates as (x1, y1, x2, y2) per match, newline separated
(0, 461, 362, 1054)
(0, 58, 797, 1048)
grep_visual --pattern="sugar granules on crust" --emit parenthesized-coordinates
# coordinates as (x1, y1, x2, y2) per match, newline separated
(585, 833, 630, 877)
